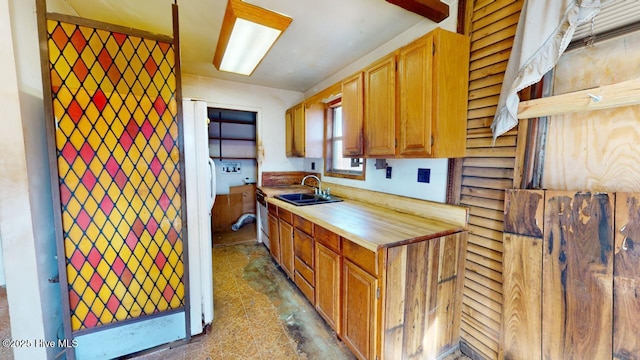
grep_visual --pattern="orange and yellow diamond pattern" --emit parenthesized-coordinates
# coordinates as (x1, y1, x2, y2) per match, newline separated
(47, 19, 184, 332)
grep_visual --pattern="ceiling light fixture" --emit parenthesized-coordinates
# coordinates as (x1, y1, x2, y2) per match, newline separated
(213, 0, 292, 76)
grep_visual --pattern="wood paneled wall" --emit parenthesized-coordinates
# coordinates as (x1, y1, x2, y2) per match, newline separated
(458, 0, 525, 358)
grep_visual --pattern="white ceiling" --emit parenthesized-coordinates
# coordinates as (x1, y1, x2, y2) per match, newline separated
(57, 0, 433, 92)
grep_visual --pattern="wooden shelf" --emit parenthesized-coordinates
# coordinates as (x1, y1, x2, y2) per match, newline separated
(210, 137, 256, 142)
(209, 109, 257, 161)
(210, 156, 257, 161)
(210, 118, 256, 125)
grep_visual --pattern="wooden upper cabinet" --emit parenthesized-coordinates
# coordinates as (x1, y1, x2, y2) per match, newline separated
(398, 34, 434, 157)
(285, 107, 294, 157)
(341, 72, 364, 157)
(293, 103, 305, 156)
(364, 53, 397, 157)
(285, 102, 324, 158)
(398, 28, 469, 158)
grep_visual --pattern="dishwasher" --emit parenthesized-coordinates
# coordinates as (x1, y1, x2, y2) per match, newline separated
(256, 188, 270, 249)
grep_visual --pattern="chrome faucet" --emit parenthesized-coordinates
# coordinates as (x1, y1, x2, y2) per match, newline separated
(301, 175, 329, 198)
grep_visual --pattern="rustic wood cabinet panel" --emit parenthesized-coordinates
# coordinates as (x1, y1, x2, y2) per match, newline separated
(341, 72, 364, 157)
(279, 220, 295, 278)
(613, 193, 640, 360)
(268, 213, 281, 264)
(542, 191, 613, 360)
(315, 242, 341, 335)
(285, 102, 324, 158)
(382, 233, 466, 359)
(364, 53, 397, 157)
(501, 190, 545, 360)
(343, 259, 377, 360)
(502, 190, 640, 360)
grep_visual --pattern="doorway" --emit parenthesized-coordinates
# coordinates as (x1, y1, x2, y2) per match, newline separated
(207, 107, 258, 245)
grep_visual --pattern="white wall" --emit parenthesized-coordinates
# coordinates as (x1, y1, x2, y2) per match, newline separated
(2, 0, 64, 358)
(304, 158, 449, 203)
(182, 75, 305, 187)
(302, 0, 459, 203)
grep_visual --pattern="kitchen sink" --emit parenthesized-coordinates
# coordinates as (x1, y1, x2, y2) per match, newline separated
(275, 193, 343, 206)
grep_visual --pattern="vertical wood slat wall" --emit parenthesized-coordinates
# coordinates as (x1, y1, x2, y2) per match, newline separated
(459, 0, 524, 358)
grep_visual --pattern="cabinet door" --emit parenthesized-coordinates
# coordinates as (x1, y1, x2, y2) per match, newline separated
(398, 35, 433, 157)
(294, 228, 314, 267)
(268, 214, 281, 264)
(343, 259, 377, 360)
(315, 243, 341, 334)
(285, 108, 294, 157)
(279, 220, 295, 278)
(613, 193, 640, 359)
(293, 103, 306, 156)
(365, 54, 396, 157)
(542, 191, 613, 359)
(341, 73, 364, 157)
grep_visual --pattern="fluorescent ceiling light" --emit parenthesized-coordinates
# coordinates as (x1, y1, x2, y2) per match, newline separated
(213, 0, 292, 76)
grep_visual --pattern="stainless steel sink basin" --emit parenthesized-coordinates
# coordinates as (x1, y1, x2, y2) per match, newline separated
(275, 193, 343, 206)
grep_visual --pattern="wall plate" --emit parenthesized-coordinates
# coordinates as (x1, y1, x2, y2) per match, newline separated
(221, 161, 242, 174)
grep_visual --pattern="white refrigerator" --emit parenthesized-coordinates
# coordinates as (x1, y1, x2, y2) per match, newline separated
(183, 99, 215, 336)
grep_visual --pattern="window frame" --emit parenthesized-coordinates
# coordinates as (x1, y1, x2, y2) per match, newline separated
(324, 98, 365, 180)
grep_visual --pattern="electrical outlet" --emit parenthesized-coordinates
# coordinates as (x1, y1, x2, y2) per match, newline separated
(221, 161, 241, 173)
(417, 168, 430, 183)
(386, 166, 392, 179)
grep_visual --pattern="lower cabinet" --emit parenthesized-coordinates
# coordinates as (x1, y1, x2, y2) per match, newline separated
(266, 203, 467, 360)
(315, 242, 341, 335)
(279, 220, 294, 278)
(267, 213, 280, 264)
(343, 259, 378, 360)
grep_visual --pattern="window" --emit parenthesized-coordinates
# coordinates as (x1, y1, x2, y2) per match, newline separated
(324, 98, 365, 179)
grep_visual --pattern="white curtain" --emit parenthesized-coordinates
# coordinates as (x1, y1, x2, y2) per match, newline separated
(491, 0, 602, 140)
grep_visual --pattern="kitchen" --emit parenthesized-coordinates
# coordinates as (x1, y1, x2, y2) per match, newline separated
(2, 0, 640, 359)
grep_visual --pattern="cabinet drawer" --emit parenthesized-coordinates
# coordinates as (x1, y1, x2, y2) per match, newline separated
(294, 229, 314, 267)
(294, 256, 315, 286)
(267, 202, 278, 216)
(278, 207, 293, 224)
(294, 270, 315, 305)
(315, 225, 340, 253)
(343, 239, 376, 276)
(294, 215, 313, 236)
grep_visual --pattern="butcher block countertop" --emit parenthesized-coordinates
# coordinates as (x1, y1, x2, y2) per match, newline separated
(267, 196, 465, 252)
